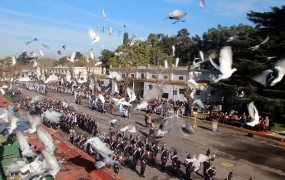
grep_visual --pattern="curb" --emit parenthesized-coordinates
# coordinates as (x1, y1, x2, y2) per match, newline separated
(182, 116, 285, 146)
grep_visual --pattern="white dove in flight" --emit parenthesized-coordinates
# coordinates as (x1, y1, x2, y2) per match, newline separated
(108, 25, 113, 35)
(247, 101, 259, 126)
(67, 52, 78, 63)
(270, 59, 285, 86)
(11, 56, 16, 66)
(248, 36, 270, 51)
(252, 69, 273, 86)
(172, 45, 175, 57)
(210, 46, 237, 82)
(192, 51, 205, 69)
(16, 131, 37, 157)
(200, 0, 205, 8)
(88, 28, 101, 45)
(102, 9, 107, 19)
(165, 9, 187, 24)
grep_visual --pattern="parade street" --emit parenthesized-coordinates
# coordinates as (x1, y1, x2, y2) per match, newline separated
(20, 89, 285, 180)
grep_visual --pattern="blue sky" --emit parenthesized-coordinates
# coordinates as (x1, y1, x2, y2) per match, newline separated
(0, 0, 283, 59)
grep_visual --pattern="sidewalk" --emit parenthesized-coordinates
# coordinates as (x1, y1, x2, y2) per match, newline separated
(182, 115, 285, 148)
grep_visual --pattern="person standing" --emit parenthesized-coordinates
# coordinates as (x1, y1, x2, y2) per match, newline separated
(140, 149, 148, 177)
(161, 144, 169, 171)
(149, 120, 156, 137)
(109, 102, 114, 115)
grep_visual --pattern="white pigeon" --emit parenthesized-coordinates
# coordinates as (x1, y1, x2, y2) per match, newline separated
(36, 66, 41, 79)
(89, 78, 95, 90)
(126, 88, 136, 103)
(187, 78, 199, 89)
(37, 126, 58, 154)
(165, 9, 187, 23)
(32, 60, 38, 67)
(172, 45, 175, 57)
(108, 25, 113, 36)
(120, 124, 138, 133)
(247, 101, 259, 127)
(248, 36, 270, 51)
(175, 58, 179, 67)
(209, 46, 237, 82)
(67, 52, 78, 63)
(83, 137, 113, 156)
(25, 114, 42, 133)
(109, 119, 120, 128)
(40, 150, 61, 177)
(270, 59, 285, 86)
(193, 99, 205, 109)
(226, 35, 239, 42)
(164, 60, 168, 69)
(182, 122, 194, 134)
(95, 61, 103, 66)
(107, 71, 123, 81)
(42, 110, 62, 123)
(134, 101, 148, 110)
(0, 87, 5, 95)
(11, 56, 16, 66)
(252, 69, 273, 86)
(192, 51, 205, 69)
(102, 9, 107, 19)
(45, 75, 59, 83)
(30, 95, 45, 104)
(39, 50, 44, 56)
(16, 131, 36, 157)
(200, 0, 205, 8)
(88, 28, 101, 45)
(89, 49, 94, 60)
(7, 115, 18, 134)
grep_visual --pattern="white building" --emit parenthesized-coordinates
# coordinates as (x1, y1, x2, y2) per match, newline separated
(41, 65, 233, 104)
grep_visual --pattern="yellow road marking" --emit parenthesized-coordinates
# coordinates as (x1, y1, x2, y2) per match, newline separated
(221, 162, 234, 167)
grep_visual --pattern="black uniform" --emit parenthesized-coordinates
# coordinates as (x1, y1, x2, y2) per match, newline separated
(140, 151, 148, 177)
(161, 148, 169, 171)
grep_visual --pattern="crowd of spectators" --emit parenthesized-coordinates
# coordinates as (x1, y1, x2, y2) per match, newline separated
(206, 110, 274, 132)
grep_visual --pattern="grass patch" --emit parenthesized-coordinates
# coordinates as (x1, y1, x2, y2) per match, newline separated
(273, 122, 285, 132)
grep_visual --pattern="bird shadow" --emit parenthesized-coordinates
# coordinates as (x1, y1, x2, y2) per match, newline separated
(135, 121, 146, 128)
(67, 155, 95, 173)
(139, 130, 148, 137)
(198, 125, 212, 131)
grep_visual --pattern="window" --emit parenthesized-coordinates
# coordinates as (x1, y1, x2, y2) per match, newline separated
(131, 74, 135, 78)
(196, 90, 201, 95)
(141, 73, 145, 79)
(152, 75, 156, 79)
(179, 76, 184, 80)
(211, 90, 216, 95)
(149, 85, 153, 90)
(162, 93, 169, 99)
(164, 76, 168, 79)
(179, 89, 184, 94)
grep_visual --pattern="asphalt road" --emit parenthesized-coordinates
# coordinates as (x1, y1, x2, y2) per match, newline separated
(20, 89, 285, 180)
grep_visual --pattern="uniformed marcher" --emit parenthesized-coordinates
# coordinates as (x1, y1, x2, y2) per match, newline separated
(205, 166, 216, 180)
(185, 154, 194, 180)
(132, 147, 141, 171)
(161, 144, 169, 171)
(140, 149, 148, 177)
(171, 149, 181, 177)
(203, 149, 212, 176)
(150, 142, 159, 167)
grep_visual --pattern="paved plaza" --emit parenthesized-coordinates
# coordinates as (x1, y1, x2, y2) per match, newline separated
(18, 89, 285, 180)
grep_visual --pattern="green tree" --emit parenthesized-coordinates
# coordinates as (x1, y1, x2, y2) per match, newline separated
(123, 32, 129, 45)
